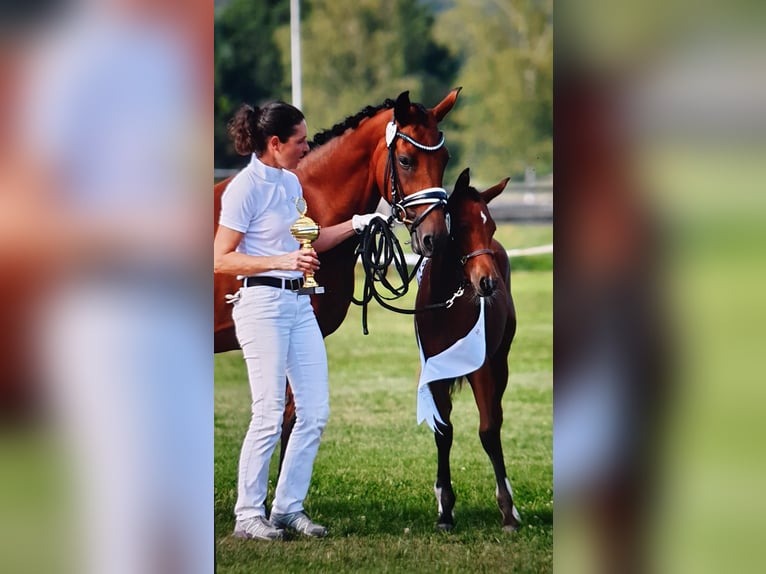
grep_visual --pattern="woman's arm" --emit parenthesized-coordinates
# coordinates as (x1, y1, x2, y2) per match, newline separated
(213, 225, 319, 276)
(312, 213, 386, 253)
(312, 220, 356, 253)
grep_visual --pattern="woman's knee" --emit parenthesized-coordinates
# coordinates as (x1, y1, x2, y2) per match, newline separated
(250, 401, 285, 432)
(295, 402, 329, 432)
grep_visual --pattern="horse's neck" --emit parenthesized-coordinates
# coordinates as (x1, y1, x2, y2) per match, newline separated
(426, 242, 464, 299)
(298, 117, 387, 226)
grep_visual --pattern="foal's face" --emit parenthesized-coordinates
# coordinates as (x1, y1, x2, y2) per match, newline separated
(448, 168, 509, 298)
(452, 194, 501, 297)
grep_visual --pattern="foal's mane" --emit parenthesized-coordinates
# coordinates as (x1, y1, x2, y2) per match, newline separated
(308, 98, 428, 149)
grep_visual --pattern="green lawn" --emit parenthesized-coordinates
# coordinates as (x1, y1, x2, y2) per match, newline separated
(215, 266, 552, 573)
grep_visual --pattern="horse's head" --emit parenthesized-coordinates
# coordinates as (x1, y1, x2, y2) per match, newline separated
(380, 89, 460, 257)
(448, 168, 509, 297)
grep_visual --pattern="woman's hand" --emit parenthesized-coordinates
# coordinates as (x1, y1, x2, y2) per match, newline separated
(352, 212, 387, 234)
(279, 248, 319, 273)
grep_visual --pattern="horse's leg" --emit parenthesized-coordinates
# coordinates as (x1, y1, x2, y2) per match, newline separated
(431, 379, 456, 530)
(277, 381, 296, 476)
(469, 359, 521, 531)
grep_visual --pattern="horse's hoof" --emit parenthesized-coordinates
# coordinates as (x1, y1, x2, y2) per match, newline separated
(436, 522, 454, 532)
(502, 523, 520, 533)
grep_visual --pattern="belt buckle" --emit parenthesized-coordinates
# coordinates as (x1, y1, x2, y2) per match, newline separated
(287, 278, 299, 291)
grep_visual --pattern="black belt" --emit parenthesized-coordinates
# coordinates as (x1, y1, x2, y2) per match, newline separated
(244, 276, 304, 291)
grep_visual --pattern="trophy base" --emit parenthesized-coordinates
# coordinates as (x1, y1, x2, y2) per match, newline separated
(297, 285, 325, 295)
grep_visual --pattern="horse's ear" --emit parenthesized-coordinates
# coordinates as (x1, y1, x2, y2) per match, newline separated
(394, 91, 412, 126)
(480, 177, 510, 205)
(431, 87, 462, 123)
(453, 167, 470, 194)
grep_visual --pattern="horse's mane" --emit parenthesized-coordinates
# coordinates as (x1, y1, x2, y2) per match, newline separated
(309, 98, 429, 150)
(309, 99, 395, 149)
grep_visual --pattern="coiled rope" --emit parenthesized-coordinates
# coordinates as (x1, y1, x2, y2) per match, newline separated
(351, 216, 423, 335)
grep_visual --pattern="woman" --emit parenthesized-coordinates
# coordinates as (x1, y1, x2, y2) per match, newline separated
(214, 101, 381, 540)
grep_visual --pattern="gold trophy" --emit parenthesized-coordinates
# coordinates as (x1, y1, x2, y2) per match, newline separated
(290, 197, 325, 295)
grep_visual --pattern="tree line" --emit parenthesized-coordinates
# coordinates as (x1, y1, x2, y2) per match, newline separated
(215, 0, 552, 184)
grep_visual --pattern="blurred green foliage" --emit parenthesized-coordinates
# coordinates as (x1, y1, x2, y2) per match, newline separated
(275, 0, 460, 139)
(434, 0, 553, 183)
(214, 0, 291, 167)
(214, 0, 552, 182)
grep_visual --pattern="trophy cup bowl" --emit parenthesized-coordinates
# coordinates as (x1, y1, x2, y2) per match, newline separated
(290, 198, 325, 295)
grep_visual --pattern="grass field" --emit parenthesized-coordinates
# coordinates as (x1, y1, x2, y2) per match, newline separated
(214, 226, 552, 573)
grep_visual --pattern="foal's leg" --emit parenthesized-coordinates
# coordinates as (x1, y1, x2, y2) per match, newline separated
(431, 380, 456, 530)
(470, 360, 521, 531)
(278, 380, 296, 475)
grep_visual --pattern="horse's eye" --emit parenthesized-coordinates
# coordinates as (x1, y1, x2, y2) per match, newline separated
(398, 155, 412, 169)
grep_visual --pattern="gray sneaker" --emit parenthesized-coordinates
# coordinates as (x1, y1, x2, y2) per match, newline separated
(233, 515, 286, 541)
(270, 511, 328, 538)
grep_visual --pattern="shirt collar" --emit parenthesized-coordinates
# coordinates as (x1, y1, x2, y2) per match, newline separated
(249, 154, 283, 182)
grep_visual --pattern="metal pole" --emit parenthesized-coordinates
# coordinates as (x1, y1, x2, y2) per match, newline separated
(290, 0, 302, 110)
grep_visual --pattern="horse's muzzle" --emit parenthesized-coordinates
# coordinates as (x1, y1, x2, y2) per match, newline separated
(478, 276, 497, 297)
(412, 229, 447, 258)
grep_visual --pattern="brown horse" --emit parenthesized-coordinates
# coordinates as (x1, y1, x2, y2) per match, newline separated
(214, 89, 460, 350)
(215, 90, 460, 459)
(414, 168, 521, 532)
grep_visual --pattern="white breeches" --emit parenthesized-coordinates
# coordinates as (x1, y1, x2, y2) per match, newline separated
(232, 286, 329, 519)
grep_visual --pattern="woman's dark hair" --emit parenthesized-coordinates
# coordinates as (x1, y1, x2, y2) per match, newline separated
(227, 101, 305, 156)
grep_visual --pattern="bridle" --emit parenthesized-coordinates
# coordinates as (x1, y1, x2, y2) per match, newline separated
(459, 248, 494, 266)
(443, 247, 495, 305)
(349, 115, 464, 334)
(384, 114, 448, 233)
(352, 214, 499, 334)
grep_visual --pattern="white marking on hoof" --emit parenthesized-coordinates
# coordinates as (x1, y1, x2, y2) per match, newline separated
(434, 483, 443, 514)
(498, 477, 522, 523)
(496, 477, 514, 498)
(434, 483, 455, 518)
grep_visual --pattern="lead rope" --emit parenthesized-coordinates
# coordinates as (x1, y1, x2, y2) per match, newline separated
(351, 216, 418, 334)
(351, 218, 466, 334)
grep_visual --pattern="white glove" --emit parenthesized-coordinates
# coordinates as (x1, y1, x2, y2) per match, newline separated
(352, 212, 387, 234)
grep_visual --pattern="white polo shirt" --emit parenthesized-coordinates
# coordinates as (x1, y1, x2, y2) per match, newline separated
(219, 154, 304, 280)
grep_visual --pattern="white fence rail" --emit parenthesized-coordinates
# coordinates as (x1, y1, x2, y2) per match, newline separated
(402, 244, 552, 266)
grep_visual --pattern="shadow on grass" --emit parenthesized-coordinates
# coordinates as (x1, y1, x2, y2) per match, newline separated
(304, 497, 552, 539)
(430, 504, 552, 533)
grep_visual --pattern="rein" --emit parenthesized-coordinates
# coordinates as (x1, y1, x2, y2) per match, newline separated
(352, 220, 478, 335)
(351, 216, 418, 335)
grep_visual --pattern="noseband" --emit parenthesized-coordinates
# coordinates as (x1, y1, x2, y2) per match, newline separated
(459, 248, 494, 266)
(384, 115, 448, 233)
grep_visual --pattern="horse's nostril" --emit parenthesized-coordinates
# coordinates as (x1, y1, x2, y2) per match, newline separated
(479, 277, 495, 295)
(422, 234, 434, 252)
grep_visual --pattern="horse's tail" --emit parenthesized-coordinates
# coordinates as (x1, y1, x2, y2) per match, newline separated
(450, 377, 466, 397)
